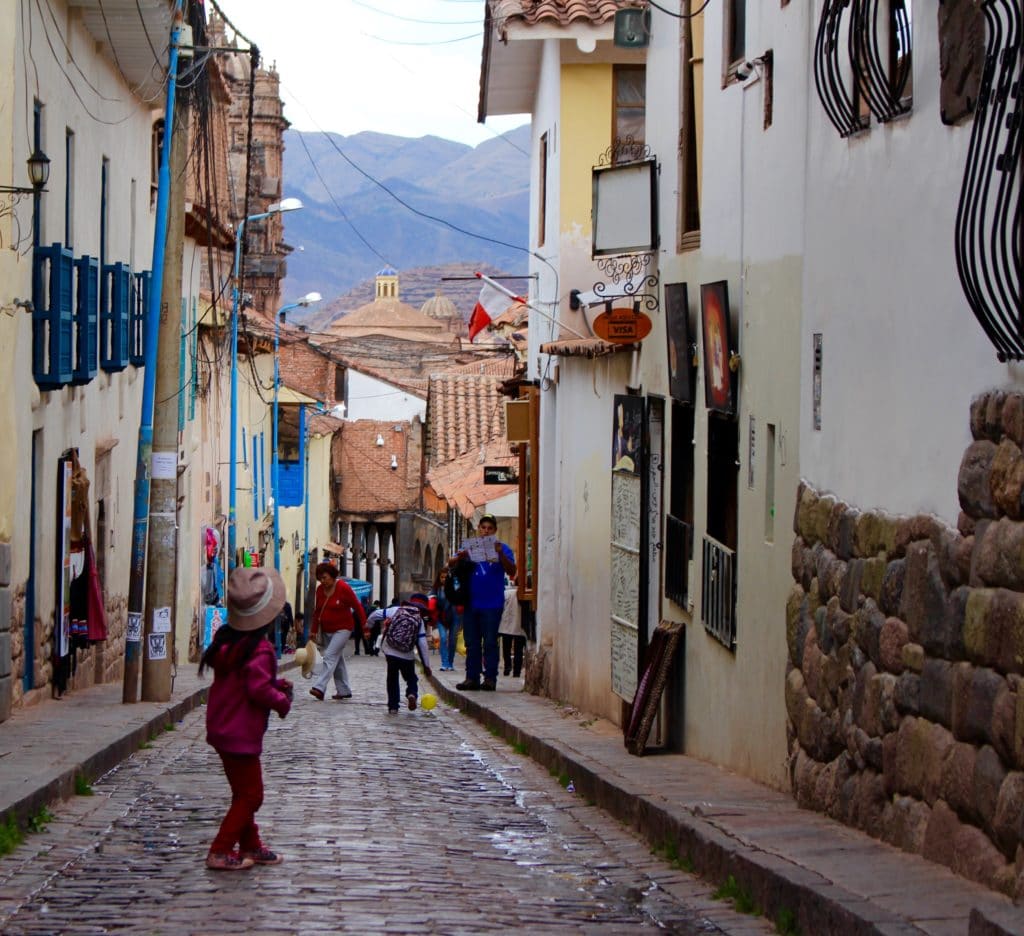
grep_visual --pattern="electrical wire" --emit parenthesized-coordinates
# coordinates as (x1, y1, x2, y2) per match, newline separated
(349, 0, 481, 25)
(362, 31, 482, 46)
(649, 0, 714, 19)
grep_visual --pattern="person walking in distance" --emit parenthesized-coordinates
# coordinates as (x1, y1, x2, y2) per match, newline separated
(379, 593, 433, 713)
(309, 562, 368, 701)
(451, 514, 516, 692)
(199, 567, 293, 871)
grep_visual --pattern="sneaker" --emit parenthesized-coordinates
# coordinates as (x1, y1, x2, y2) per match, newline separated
(456, 679, 481, 691)
(481, 679, 496, 692)
(407, 694, 417, 711)
(332, 693, 353, 700)
(387, 708, 398, 715)
(206, 852, 255, 871)
(309, 687, 324, 701)
(240, 846, 283, 866)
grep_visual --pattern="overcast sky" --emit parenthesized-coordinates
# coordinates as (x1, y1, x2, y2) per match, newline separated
(224, 0, 527, 147)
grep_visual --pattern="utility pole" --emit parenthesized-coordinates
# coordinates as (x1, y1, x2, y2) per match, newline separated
(142, 84, 189, 702)
(123, 2, 184, 702)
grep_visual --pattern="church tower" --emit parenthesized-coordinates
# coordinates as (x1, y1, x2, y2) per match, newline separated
(375, 266, 399, 300)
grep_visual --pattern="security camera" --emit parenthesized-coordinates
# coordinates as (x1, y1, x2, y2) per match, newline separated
(735, 59, 756, 81)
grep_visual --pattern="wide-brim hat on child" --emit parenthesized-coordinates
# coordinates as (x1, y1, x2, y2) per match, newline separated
(294, 639, 320, 679)
(227, 567, 286, 632)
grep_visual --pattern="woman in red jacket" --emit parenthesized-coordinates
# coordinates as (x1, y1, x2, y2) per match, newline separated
(199, 567, 293, 871)
(309, 562, 368, 701)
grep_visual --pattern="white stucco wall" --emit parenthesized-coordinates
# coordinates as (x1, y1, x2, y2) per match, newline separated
(799, 5, 1023, 526)
(345, 370, 426, 422)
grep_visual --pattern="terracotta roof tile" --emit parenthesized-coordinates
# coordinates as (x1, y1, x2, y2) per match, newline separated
(426, 362, 517, 467)
(426, 438, 518, 521)
(492, 0, 631, 35)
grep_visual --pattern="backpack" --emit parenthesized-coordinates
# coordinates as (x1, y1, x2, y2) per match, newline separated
(444, 559, 472, 607)
(384, 606, 421, 653)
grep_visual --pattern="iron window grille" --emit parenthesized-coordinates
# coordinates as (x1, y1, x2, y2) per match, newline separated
(129, 270, 150, 367)
(954, 0, 1023, 361)
(814, 0, 913, 138)
(665, 513, 692, 607)
(701, 533, 736, 650)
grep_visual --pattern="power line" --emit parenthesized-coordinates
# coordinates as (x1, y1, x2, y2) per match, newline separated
(349, 0, 481, 25)
(362, 31, 482, 46)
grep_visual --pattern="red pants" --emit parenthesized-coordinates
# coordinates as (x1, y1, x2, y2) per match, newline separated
(210, 751, 264, 855)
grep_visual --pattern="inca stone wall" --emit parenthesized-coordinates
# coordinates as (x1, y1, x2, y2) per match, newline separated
(787, 391, 1024, 898)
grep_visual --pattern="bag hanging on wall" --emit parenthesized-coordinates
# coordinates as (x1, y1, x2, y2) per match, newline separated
(85, 539, 108, 643)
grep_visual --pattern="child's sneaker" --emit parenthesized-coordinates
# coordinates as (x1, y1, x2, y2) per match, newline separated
(206, 851, 254, 871)
(407, 694, 417, 710)
(240, 846, 283, 865)
(387, 708, 398, 715)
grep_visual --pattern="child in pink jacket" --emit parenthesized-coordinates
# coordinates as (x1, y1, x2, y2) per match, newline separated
(199, 567, 293, 871)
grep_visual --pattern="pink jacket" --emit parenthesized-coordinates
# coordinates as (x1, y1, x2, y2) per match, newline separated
(206, 638, 291, 756)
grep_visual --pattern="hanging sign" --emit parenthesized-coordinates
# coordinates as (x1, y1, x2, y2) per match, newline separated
(592, 306, 653, 344)
(483, 466, 518, 485)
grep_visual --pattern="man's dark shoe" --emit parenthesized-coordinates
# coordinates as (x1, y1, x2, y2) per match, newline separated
(481, 679, 496, 691)
(456, 679, 481, 691)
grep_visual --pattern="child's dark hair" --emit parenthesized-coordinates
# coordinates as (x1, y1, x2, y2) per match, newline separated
(198, 622, 271, 676)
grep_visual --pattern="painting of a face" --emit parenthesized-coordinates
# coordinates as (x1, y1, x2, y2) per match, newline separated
(701, 281, 734, 415)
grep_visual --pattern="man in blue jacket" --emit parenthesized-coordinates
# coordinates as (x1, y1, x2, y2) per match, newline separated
(450, 514, 517, 692)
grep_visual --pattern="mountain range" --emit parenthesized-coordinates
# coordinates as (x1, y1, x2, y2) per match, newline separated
(279, 124, 531, 321)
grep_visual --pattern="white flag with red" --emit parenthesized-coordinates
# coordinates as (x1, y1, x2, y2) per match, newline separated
(469, 277, 522, 342)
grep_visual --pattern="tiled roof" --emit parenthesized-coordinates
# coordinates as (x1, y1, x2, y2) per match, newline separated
(307, 414, 345, 436)
(426, 358, 518, 467)
(492, 0, 627, 34)
(328, 297, 455, 345)
(539, 337, 633, 358)
(332, 419, 421, 516)
(426, 438, 518, 521)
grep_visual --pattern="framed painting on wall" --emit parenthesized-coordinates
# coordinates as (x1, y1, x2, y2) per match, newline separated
(665, 282, 692, 405)
(700, 280, 735, 415)
(612, 394, 644, 475)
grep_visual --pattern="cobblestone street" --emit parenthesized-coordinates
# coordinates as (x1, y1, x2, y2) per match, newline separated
(0, 656, 772, 935)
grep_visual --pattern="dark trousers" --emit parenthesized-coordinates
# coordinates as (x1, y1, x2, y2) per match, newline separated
(210, 752, 263, 855)
(385, 654, 419, 711)
(501, 634, 525, 676)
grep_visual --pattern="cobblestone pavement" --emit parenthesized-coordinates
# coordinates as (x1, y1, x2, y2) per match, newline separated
(0, 656, 773, 935)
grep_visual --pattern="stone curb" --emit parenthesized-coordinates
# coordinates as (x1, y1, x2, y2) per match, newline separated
(0, 685, 209, 834)
(429, 677, 933, 936)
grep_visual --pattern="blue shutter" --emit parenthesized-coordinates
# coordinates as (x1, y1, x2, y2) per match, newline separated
(178, 297, 186, 432)
(129, 270, 149, 366)
(252, 435, 259, 520)
(259, 432, 267, 514)
(101, 262, 130, 371)
(72, 255, 99, 384)
(32, 243, 74, 388)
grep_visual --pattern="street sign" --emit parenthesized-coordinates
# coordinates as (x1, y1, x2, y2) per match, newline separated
(592, 306, 653, 343)
(483, 465, 518, 485)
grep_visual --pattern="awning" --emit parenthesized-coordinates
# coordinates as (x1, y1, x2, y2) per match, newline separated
(539, 337, 634, 358)
(321, 542, 347, 556)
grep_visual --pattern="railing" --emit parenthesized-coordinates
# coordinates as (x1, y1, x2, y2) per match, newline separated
(701, 533, 736, 650)
(664, 514, 692, 608)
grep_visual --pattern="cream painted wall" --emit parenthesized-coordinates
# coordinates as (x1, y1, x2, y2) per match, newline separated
(346, 370, 425, 422)
(8, 1, 157, 688)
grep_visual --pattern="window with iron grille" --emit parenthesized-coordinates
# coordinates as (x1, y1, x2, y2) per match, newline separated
(129, 270, 149, 367)
(703, 415, 738, 649)
(72, 255, 98, 385)
(100, 262, 131, 372)
(665, 401, 695, 607)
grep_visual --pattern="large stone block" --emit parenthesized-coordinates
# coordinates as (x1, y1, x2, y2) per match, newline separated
(974, 518, 1024, 591)
(861, 556, 886, 603)
(936, 527, 971, 589)
(991, 684, 1017, 766)
(952, 664, 1005, 746)
(879, 557, 906, 616)
(795, 483, 819, 542)
(970, 393, 991, 441)
(950, 819, 1014, 894)
(923, 798, 962, 868)
(894, 716, 953, 803)
(853, 661, 879, 734)
(964, 588, 1001, 667)
(833, 508, 859, 561)
(802, 630, 828, 708)
(895, 672, 920, 715)
(852, 600, 885, 666)
(920, 659, 955, 729)
(816, 549, 846, 604)
(1002, 393, 1024, 447)
(0, 674, 10, 722)
(786, 586, 810, 669)
(785, 667, 807, 733)
(839, 558, 863, 613)
(0, 589, 10, 636)
(879, 616, 909, 673)
(0, 632, 10, 679)
(986, 391, 1008, 440)
(894, 514, 942, 558)
(881, 794, 931, 853)
(0, 544, 10, 587)
(991, 438, 1024, 520)
(975, 744, 1008, 833)
(960, 440, 998, 519)
(902, 541, 951, 651)
(992, 771, 1024, 860)
(902, 641, 926, 673)
(941, 740, 978, 822)
(812, 494, 838, 549)
(855, 511, 897, 559)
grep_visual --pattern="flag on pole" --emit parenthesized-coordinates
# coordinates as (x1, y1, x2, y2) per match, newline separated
(469, 275, 523, 342)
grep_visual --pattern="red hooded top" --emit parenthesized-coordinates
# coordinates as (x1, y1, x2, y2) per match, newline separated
(205, 637, 291, 756)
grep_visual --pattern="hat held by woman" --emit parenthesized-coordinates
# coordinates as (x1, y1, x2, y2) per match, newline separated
(294, 639, 321, 679)
(227, 567, 286, 632)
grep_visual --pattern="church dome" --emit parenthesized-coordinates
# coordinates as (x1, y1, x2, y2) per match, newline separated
(376, 266, 398, 277)
(421, 290, 458, 321)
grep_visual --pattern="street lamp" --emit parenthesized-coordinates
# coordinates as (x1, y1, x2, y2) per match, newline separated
(228, 197, 303, 571)
(272, 291, 321, 656)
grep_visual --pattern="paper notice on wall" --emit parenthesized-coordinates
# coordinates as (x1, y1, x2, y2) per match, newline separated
(148, 633, 167, 661)
(152, 607, 172, 634)
(151, 451, 177, 480)
(126, 612, 143, 643)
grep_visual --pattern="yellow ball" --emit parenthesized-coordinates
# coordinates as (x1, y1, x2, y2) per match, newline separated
(420, 693, 437, 711)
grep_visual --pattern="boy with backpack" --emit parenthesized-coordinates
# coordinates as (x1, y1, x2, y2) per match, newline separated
(371, 593, 432, 713)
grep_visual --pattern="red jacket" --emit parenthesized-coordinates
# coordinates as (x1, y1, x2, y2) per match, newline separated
(312, 579, 368, 636)
(206, 638, 291, 756)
